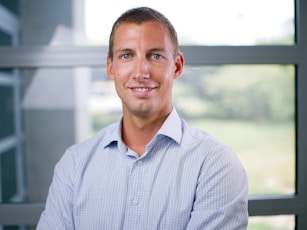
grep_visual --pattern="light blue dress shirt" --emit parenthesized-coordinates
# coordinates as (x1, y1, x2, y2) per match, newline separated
(37, 108, 248, 229)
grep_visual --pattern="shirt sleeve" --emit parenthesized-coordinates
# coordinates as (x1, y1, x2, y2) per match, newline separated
(36, 147, 76, 229)
(186, 145, 249, 230)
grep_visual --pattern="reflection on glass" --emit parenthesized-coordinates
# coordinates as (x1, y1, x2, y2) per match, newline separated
(22, 67, 93, 201)
(248, 215, 295, 230)
(174, 65, 295, 195)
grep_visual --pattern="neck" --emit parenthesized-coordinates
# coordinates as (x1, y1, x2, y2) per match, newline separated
(121, 111, 170, 156)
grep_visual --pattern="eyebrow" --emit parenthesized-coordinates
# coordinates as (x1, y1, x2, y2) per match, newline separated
(114, 47, 166, 54)
(113, 48, 133, 54)
(148, 47, 166, 53)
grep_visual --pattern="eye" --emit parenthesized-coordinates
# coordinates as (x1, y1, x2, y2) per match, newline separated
(121, 53, 131, 60)
(151, 54, 162, 60)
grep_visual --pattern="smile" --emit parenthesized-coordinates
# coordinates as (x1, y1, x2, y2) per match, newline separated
(134, 87, 151, 92)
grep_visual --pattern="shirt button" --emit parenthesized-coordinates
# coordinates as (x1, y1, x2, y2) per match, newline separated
(137, 160, 143, 166)
(132, 198, 139, 206)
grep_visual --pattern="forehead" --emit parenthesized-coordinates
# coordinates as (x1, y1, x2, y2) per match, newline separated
(113, 21, 174, 49)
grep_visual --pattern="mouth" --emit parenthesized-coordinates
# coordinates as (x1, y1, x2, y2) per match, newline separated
(134, 87, 151, 92)
(129, 86, 157, 97)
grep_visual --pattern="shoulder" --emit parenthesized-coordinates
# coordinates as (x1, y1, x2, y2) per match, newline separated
(181, 120, 248, 185)
(73, 122, 118, 154)
(56, 122, 119, 172)
(181, 120, 228, 151)
(181, 120, 242, 166)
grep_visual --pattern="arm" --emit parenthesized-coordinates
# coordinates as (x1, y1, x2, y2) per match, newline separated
(36, 147, 76, 229)
(187, 146, 249, 230)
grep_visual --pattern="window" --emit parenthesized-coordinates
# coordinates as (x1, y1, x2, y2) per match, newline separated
(0, 0, 306, 229)
(85, 0, 294, 46)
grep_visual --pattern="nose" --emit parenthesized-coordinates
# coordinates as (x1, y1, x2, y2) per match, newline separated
(134, 57, 150, 82)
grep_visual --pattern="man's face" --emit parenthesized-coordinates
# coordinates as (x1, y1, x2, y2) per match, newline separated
(107, 21, 184, 118)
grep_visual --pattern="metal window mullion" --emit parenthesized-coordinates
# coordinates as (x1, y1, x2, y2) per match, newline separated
(0, 45, 302, 68)
(0, 157, 1, 205)
(248, 195, 305, 216)
(13, 68, 26, 202)
(296, 65, 307, 229)
(295, 0, 307, 228)
(295, 0, 307, 194)
(181, 46, 301, 65)
(0, 203, 44, 225)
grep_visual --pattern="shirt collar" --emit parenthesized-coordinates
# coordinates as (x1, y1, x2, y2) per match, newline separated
(101, 121, 122, 149)
(155, 107, 182, 145)
(103, 107, 183, 148)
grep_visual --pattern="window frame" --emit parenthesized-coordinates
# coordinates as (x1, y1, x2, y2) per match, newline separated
(0, 0, 306, 228)
(0, 1, 26, 224)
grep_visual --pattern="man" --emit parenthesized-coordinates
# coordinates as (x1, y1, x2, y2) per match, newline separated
(37, 7, 248, 229)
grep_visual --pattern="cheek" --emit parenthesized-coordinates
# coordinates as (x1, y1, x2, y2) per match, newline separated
(113, 73, 128, 92)
(158, 76, 174, 95)
(114, 65, 134, 80)
(160, 67, 176, 83)
(166, 77, 175, 89)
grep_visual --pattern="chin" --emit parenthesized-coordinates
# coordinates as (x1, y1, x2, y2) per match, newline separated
(133, 109, 152, 118)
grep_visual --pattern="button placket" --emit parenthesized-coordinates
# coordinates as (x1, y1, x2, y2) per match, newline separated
(124, 158, 144, 228)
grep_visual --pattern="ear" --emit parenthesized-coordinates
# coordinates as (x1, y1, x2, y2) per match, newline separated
(106, 56, 115, 80)
(174, 52, 184, 79)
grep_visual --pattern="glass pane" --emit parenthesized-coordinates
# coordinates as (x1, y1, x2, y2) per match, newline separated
(0, 30, 11, 46)
(1, 148, 17, 201)
(248, 215, 295, 230)
(0, 85, 15, 139)
(20, 67, 111, 201)
(2, 65, 294, 203)
(175, 65, 295, 195)
(86, 0, 295, 46)
(22, 68, 86, 201)
(20, 0, 295, 46)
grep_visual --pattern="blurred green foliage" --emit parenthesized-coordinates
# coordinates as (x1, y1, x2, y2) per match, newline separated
(174, 65, 294, 123)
